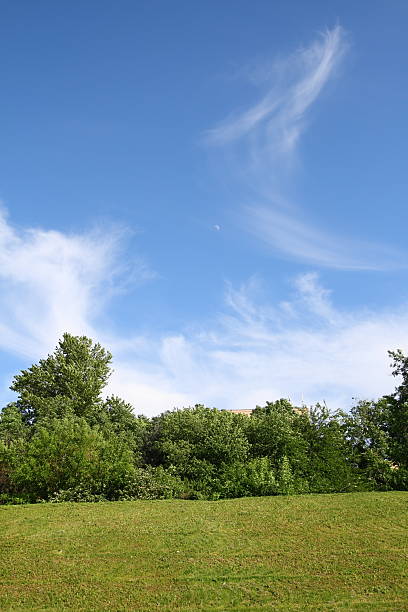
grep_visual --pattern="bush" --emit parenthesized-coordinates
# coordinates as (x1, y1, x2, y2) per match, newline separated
(10, 416, 138, 501)
(49, 487, 108, 503)
(0, 493, 29, 505)
(217, 457, 279, 498)
(147, 406, 249, 476)
(116, 466, 187, 500)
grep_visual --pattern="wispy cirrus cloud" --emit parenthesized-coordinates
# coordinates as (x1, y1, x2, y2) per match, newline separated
(206, 26, 345, 153)
(118, 271, 408, 413)
(245, 206, 404, 271)
(205, 26, 405, 270)
(140, 272, 406, 412)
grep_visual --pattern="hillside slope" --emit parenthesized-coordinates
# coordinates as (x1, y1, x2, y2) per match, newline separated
(1, 492, 407, 610)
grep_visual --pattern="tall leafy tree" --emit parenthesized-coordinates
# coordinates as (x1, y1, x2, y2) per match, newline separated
(10, 333, 112, 425)
(344, 398, 394, 489)
(301, 404, 359, 492)
(147, 405, 249, 482)
(246, 399, 308, 468)
(385, 350, 408, 469)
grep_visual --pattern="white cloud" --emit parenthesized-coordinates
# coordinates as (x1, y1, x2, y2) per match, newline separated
(0, 208, 406, 415)
(0, 207, 149, 360)
(206, 27, 345, 152)
(122, 273, 406, 413)
(205, 26, 406, 270)
(245, 206, 404, 271)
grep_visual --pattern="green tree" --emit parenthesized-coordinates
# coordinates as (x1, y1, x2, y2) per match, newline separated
(386, 349, 408, 469)
(10, 333, 112, 425)
(302, 404, 360, 493)
(11, 415, 136, 501)
(146, 405, 249, 488)
(96, 396, 149, 461)
(0, 403, 27, 445)
(246, 399, 308, 469)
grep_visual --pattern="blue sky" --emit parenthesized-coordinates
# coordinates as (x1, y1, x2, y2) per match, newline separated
(1, 1, 408, 414)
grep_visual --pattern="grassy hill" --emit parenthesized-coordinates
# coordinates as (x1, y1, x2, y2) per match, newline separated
(1, 492, 407, 611)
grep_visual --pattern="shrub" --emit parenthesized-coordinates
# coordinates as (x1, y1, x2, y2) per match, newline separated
(116, 466, 187, 500)
(217, 457, 279, 498)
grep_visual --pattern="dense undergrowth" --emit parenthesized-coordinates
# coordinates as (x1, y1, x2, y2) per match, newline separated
(1, 334, 407, 503)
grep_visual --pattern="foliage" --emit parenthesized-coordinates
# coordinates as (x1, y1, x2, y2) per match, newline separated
(0, 403, 27, 445)
(9, 415, 137, 502)
(217, 457, 278, 498)
(121, 466, 187, 500)
(48, 487, 108, 503)
(344, 398, 394, 489)
(300, 403, 361, 493)
(146, 405, 249, 479)
(10, 333, 112, 425)
(1, 333, 408, 502)
(246, 399, 309, 468)
(385, 349, 408, 469)
(96, 395, 149, 462)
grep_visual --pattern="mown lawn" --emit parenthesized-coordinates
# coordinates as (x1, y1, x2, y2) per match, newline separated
(0, 492, 407, 611)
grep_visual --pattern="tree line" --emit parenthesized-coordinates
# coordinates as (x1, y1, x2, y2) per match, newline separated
(0, 333, 407, 503)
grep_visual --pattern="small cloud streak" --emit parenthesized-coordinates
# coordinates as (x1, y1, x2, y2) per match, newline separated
(205, 26, 406, 270)
(206, 26, 345, 152)
(246, 206, 404, 271)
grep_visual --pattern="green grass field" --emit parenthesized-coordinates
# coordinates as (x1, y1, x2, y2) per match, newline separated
(1, 492, 407, 611)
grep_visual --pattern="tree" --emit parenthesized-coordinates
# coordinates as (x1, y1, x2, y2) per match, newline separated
(10, 415, 136, 501)
(302, 404, 360, 493)
(385, 350, 408, 469)
(96, 396, 149, 461)
(246, 399, 308, 468)
(146, 405, 249, 484)
(389, 349, 408, 402)
(0, 403, 27, 446)
(10, 333, 112, 425)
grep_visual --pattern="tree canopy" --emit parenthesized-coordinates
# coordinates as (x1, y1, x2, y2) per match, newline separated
(10, 333, 112, 424)
(0, 334, 407, 504)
